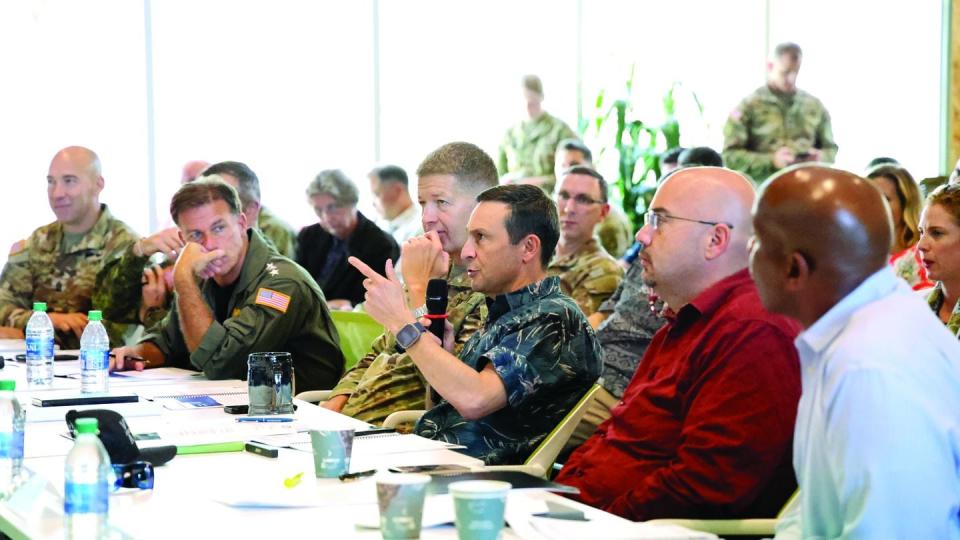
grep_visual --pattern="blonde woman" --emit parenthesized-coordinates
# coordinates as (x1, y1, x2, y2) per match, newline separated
(867, 165, 931, 290)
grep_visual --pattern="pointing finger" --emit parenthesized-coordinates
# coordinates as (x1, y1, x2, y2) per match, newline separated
(348, 256, 384, 281)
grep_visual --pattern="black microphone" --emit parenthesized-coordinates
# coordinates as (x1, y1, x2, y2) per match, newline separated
(425, 279, 449, 341)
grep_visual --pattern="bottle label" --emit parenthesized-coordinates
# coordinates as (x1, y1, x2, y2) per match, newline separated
(25, 336, 54, 359)
(64, 481, 109, 514)
(0, 432, 24, 459)
(81, 349, 109, 371)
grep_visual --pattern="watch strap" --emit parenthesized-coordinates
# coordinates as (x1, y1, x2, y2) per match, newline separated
(394, 321, 427, 353)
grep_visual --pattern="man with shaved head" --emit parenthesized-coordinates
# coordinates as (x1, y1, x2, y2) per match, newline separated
(750, 166, 960, 538)
(0, 146, 138, 349)
(556, 167, 801, 521)
(180, 160, 210, 184)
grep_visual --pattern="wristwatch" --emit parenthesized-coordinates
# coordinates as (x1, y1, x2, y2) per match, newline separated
(395, 321, 427, 350)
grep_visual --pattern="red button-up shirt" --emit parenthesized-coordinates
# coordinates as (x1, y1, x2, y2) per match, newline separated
(556, 269, 801, 521)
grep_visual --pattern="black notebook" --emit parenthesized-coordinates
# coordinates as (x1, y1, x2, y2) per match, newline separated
(32, 393, 139, 408)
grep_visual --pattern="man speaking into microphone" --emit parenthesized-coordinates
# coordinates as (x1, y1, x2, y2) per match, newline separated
(351, 184, 601, 465)
(323, 142, 498, 424)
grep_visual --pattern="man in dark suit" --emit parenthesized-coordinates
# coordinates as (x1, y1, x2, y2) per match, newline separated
(296, 169, 399, 310)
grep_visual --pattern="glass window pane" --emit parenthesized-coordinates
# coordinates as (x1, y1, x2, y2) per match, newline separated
(769, 0, 942, 178)
(150, 0, 375, 231)
(378, 0, 580, 183)
(0, 0, 149, 265)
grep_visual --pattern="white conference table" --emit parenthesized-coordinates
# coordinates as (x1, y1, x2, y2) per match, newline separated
(0, 354, 705, 540)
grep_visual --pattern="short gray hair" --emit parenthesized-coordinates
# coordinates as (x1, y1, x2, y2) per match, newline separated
(306, 169, 359, 207)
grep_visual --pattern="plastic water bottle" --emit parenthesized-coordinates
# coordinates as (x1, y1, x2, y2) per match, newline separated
(0, 380, 25, 499)
(25, 302, 54, 387)
(80, 310, 110, 394)
(64, 417, 109, 539)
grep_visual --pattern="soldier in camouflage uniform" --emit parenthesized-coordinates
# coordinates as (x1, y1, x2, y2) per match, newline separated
(498, 75, 576, 193)
(354, 184, 601, 466)
(723, 42, 837, 184)
(554, 138, 634, 258)
(332, 266, 487, 425)
(322, 142, 500, 424)
(0, 147, 138, 348)
(548, 166, 624, 316)
(257, 206, 297, 259)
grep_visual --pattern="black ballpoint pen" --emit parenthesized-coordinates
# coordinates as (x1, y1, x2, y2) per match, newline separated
(339, 469, 377, 482)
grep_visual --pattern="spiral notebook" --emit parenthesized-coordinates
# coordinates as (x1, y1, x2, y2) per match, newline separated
(256, 431, 463, 456)
(147, 390, 248, 409)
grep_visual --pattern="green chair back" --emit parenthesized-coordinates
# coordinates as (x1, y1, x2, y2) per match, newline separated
(330, 311, 384, 371)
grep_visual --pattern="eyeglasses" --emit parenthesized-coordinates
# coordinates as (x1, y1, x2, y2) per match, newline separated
(313, 203, 350, 218)
(556, 191, 604, 207)
(644, 211, 734, 231)
(112, 461, 154, 491)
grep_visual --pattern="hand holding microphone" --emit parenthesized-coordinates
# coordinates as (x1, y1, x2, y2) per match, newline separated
(425, 279, 448, 341)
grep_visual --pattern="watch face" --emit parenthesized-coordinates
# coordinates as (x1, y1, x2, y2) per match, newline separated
(396, 323, 424, 349)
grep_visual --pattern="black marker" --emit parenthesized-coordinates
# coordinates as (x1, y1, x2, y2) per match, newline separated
(339, 469, 377, 482)
(244, 441, 279, 458)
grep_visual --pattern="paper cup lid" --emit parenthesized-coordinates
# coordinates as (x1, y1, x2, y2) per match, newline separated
(448, 480, 512, 497)
(376, 472, 432, 485)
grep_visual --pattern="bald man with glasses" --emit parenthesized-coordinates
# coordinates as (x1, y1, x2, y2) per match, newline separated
(546, 166, 623, 316)
(555, 166, 802, 522)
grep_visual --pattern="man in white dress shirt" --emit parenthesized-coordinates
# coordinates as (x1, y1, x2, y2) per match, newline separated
(750, 164, 960, 538)
(369, 165, 421, 245)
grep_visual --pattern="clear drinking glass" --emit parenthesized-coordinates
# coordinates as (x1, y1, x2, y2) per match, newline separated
(246, 352, 295, 415)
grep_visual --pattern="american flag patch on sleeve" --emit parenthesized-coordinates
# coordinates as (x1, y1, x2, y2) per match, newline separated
(255, 288, 291, 313)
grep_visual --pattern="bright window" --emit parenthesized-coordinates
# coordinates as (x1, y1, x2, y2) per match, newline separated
(150, 0, 374, 231)
(0, 0, 149, 260)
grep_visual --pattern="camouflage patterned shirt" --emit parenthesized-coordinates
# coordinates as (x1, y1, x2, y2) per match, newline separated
(723, 85, 838, 183)
(927, 283, 960, 338)
(258, 206, 297, 259)
(595, 262, 666, 398)
(548, 238, 624, 316)
(498, 111, 576, 190)
(0, 205, 138, 348)
(333, 265, 487, 425)
(597, 207, 634, 259)
(415, 276, 602, 465)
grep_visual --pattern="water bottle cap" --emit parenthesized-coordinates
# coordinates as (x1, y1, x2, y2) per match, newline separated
(88, 310, 102, 322)
(74, 417, 100, 435)
(32, 302, 47, 312)
(0, 380, 15, 391)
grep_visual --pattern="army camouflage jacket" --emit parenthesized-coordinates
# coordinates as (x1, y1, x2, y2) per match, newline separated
(498, 111, 575, 190)
(143, 230, 344, 392)
(927, 283, 960, 338)
(595, 262, 666, 398)
(0, 205, 137, 348)
(723, 85, 838, 183)
(332, 265, 487, 425)
(258, 206, 297, 259)
(548, 237, 624, 316)
(415, 276, 602, 465)
(597, 207, 634, 259)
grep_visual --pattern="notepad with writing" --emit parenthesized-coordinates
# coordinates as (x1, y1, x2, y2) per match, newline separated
(148, 391, 248, 409)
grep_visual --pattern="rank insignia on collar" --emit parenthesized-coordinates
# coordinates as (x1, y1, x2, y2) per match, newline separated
(266, 262, 279, 276)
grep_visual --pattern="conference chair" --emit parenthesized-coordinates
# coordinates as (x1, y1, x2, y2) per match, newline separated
(644, 490, 799, 538)
(295, 310, 384, 404)
(382, 383, 603, 479)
